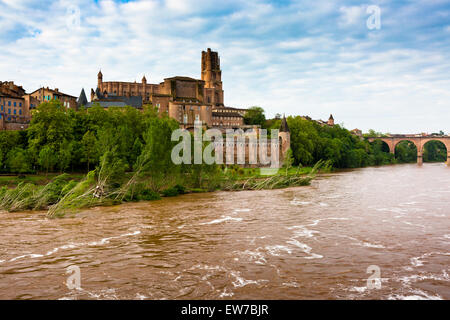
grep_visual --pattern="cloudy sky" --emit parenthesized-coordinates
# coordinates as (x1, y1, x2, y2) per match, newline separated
(1, 0, 449, 133)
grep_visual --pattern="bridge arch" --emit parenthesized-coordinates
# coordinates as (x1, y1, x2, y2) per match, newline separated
(421, 139, 449, 163)
(394, 140, 418, 163)
(367, 138, 395, 154)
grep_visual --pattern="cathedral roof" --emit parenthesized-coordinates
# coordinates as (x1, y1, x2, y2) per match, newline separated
(280, 115, 290, 132)
(77, 88, 88, 107)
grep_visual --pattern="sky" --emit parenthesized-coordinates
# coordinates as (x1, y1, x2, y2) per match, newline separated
(1, 0, 450, 134)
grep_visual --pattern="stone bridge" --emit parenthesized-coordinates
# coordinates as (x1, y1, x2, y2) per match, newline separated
(367, 135, 450, 165)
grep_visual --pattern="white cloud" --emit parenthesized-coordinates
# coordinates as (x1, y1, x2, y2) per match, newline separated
(338, 5, 365, 27)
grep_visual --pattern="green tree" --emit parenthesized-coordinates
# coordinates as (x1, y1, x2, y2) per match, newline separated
(6, 148, 31, 173)
(395, 141, 417, 163)
(423, 141, 447, 162)
(81, 131, 98, 172)
(38, 145, 57, 175)
(27, 100, 74, 164)
(135, 114, 180, 192)
(244, 106, 266, 127)
(58, 140, 73, 173)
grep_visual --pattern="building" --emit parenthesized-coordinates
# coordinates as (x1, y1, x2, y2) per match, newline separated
(0, 81, 35, 130)
(211, 106, 244, 128)
(351, 128, 363, 138)
(30, 87, 77, 110)
(316, 114, 336, 127)
(86, 48, 255, 129)
(327, 114, 334, 126)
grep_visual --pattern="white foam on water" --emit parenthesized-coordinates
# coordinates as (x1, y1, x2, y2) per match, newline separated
(8, 253, 44, 262)
(399, 201, 419, 206)
(5, 230, 141, 264)
(286, 239, 323, 259)
(235, 249, 267, 265)
(188, 264, 227, 272)
(230, 271, 268, 288)
(338, 235, 385, 249)
(308, 217, 350, 227)
(218, 288, 234, 298)
(409, 251, 450, 268)
(410, 257, 424, 267)
(361, 242, 385, 249)
(265, 245, 293, 256)
(375, 207, 407, 214)
(233, 209, 251, 212)
(290, 199, 311, 206)
(398, 270, 450, 285)
(389, 289, 443, 300)
(319, 202, 329, 207)
(282, 282, 299, 288)
(349, 286, 367, 293)
(286, 225, 319, 238)
(200, 216, 243, 225)
(294, 228, 319, 238)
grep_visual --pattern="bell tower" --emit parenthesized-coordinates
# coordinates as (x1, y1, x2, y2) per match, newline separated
(201, 48, 224, 106)
(97, 70, 103, 91)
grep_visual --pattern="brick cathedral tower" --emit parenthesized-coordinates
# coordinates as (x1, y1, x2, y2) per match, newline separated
(201, 48, 224, 106)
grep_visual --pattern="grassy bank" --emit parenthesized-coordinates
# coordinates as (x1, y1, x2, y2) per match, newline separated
(0, 173, 85, 188)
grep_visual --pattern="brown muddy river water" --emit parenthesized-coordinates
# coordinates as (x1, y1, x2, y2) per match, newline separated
(0, 163, 449, 300)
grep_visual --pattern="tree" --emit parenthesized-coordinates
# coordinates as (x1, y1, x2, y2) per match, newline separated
(38, 145, 57, 175)
(6, 148, 31, 174)
(287, 116, 316, 166)
(58, 140, 73, 173)
(423, 141, 447, 162)
(135, 115, 180, 192)
(244, 106, 266, 127)
(395, 141, 417, 163)
(283, 149, 294, 175)
(27, 100, 74, 163)
(81, 131, 98, 172)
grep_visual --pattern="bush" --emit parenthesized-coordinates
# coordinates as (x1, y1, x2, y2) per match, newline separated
(162, 184, 186, 197)
(138, 189, 161, 201)
(123, 183, 161, 201)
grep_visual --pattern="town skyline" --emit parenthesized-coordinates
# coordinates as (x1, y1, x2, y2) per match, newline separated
(1, 0, 450, 133)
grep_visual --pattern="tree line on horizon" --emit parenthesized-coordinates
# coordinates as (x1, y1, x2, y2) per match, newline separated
(0, 102, 447, 176)
(244, 106, 448, 168)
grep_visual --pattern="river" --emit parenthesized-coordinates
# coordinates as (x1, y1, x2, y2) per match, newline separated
(0, 163, 449, 300)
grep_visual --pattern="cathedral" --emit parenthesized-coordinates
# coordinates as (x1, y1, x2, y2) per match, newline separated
(82, 48, 246, 130)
